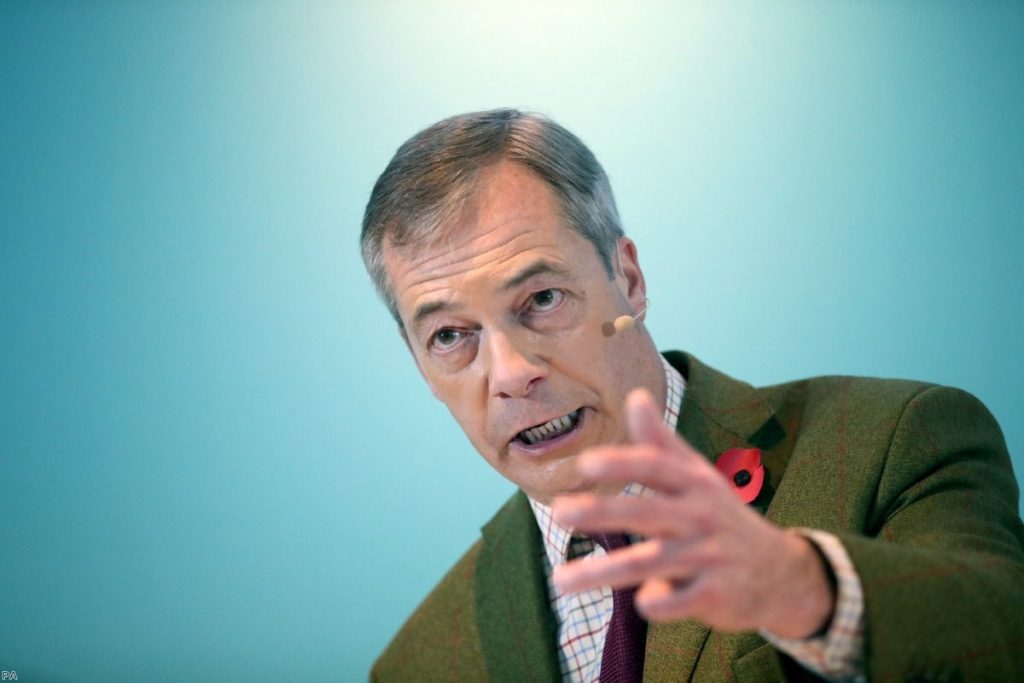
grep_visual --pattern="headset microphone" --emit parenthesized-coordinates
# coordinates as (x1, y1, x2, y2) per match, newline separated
(605, 299, 650, 337)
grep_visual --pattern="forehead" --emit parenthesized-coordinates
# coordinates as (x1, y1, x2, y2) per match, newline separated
(383, 162, 599, 322)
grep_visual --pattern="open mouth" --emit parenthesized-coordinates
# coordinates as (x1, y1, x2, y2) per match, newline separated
(515, 409, 582, 446)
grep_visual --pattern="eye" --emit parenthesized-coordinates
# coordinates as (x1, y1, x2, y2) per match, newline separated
(430, 327, 465, 351)
(527, 289, 564, 313)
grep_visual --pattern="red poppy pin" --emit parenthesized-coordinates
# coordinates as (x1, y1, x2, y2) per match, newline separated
(716, 448, 764, 503)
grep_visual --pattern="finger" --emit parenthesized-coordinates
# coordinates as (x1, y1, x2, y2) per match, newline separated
(626, 388, 705, 464)
(552, 493, 709, 539)
(626, 388, 677, 450)
(634, 575, 709, 623)
(576, 444, 708, 495)
(575, 444, 687, 494)
(552, 538, 698, 594)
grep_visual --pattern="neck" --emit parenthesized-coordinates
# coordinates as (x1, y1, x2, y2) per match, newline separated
(637, 331, 668, 410)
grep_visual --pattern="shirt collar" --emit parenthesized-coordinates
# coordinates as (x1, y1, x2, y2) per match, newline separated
(528, 355, 686, 569)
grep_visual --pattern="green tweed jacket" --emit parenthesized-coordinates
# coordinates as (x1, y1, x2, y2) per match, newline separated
(372, 352, 1024, 682)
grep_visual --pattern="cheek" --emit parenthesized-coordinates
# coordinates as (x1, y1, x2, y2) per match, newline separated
(554, 321, 623, 381)
(433, 376, 493, 446)
(551, 325, 639, 432)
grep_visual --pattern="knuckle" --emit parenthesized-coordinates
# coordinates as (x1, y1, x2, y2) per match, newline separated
(663, 538, 688, 564)
(700, 539, 725, 566)
(692, 468, 718, 489)
(688, 504, 713, 529)
(699, 578, 724, 608)
(655, 498, 683, 526)
(621, 554, 649, 575)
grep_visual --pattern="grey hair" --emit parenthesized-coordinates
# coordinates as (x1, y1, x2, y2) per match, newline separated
(360, 108, 624, 324)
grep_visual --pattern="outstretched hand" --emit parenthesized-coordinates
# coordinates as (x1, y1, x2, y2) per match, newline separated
(551, 389, 835, 638)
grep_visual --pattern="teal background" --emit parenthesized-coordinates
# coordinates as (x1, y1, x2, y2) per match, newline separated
(2, 2, 1022, 681)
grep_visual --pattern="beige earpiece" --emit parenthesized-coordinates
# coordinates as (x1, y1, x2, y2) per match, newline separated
(605, 299, 650, 336)
(613, 314, 637, 333)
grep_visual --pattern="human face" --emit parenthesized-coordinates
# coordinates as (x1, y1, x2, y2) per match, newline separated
(383, 161, 665, 504)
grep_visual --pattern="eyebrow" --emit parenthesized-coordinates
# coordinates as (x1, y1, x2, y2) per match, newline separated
(499, 259, 572, 292)
(411, 299, 464, 331)
(410, 259, 572, 333)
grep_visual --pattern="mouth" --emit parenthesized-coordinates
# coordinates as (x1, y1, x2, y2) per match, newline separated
(512, 408, 583, 449)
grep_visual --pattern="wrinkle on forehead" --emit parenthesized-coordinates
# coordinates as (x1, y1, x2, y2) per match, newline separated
(394, 227, 563, 293)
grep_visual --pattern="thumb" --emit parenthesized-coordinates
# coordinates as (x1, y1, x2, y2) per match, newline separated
(626, 387, 675, 450)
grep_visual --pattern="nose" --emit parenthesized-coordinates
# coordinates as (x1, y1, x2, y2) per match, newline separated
(484, 330, 547, 399)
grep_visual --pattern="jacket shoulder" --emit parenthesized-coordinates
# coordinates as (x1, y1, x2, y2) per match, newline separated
(755, 373, 960, 531)
(371, 540, 489, 682)
(760, 372, 938, 417)
(762, 375, 1005, 456)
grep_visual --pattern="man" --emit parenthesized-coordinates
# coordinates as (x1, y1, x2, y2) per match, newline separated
(362, 109, 1024, 681)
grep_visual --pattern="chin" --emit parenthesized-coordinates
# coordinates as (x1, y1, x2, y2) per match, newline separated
(525, 472, 596, 505)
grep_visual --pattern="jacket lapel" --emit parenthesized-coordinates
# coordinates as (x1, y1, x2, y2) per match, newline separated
(644, 352, 786, 682)
(475, 491, 562, 682)
(664, 351, 788, 513)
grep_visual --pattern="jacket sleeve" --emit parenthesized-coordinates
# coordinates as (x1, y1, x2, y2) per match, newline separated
(837, 385, 1024, 682)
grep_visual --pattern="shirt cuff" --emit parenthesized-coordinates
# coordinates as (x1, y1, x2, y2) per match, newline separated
(760, 529, 865, 682)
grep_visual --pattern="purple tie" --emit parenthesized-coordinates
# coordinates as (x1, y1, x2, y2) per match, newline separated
(593, 532, 647, 683)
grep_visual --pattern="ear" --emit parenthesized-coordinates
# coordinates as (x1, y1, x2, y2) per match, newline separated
(399, 325, 443, 401)
(614, 237, 648, 319)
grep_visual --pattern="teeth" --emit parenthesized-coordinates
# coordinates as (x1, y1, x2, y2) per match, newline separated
(519, 410, 580, 446)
